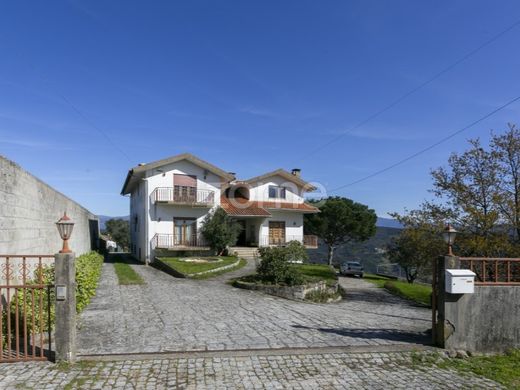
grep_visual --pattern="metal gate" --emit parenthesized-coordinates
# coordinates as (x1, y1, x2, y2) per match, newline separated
(0, 255, 54, 362)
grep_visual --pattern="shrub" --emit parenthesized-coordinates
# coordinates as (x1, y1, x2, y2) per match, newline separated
(7, 251, 104, 336)
(257, 246, 304, 286)
(200, 207, 242, 255)
(284, 240, 309, 263)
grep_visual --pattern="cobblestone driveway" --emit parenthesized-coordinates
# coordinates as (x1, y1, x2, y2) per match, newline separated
(0, 351, 502, 389)
(77, 260, 431, 355)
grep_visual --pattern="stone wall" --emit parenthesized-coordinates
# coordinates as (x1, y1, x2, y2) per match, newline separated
(0, 156, 99, 256)
(435, 256, 520, 353)
(234, 279, 339, 301)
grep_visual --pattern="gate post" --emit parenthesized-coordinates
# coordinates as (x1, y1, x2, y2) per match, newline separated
(54, 252, 77, 362)
(433, 255, 459, 347)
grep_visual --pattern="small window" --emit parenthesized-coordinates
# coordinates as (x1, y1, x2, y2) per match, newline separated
(268, 185, 286, 199)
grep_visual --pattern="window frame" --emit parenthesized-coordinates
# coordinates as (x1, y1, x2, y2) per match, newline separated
(268, 185, 287, 199)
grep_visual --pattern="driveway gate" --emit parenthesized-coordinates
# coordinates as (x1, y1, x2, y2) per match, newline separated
(0, 255, 54, 362)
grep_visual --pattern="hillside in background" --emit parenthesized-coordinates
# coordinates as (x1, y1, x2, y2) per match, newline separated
(307, 226, 402, 273)
(376, 217, 403, 229)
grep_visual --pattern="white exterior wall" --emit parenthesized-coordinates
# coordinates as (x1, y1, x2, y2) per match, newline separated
(129, 160, 224, 262)
(129, 180, 147, 261)
(248, 175, 304, 203)
(258, 211, 304, 244)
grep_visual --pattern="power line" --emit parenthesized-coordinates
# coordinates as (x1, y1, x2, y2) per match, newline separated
(329, 95, 520, 193)
(301, 17, 520, 160)
(15, 54, 132, 162)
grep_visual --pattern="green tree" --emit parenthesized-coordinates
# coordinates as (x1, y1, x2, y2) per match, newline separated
(104, 219, 130, 250)
(305, 197, 377, 266)
(393, 124, 520, 260)
(431, 138, 500, 238)
(492, 123, 520, 241)
(200, 207, 242, 255)
(388, 211, 445, 283)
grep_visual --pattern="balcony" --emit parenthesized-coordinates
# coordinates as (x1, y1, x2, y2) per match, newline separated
(152, 187, 215, 206)
(151, 233, 209, 250)
(258, 235, 318, 249)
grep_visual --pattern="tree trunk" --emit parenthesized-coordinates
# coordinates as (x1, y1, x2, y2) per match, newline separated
(327, 245, 334, 266)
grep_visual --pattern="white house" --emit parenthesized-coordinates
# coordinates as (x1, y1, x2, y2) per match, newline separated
(121, 153, 319, 263)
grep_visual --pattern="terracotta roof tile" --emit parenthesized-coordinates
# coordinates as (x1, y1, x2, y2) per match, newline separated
(221, 197, 319, 216)
(221, 197, 271, 217)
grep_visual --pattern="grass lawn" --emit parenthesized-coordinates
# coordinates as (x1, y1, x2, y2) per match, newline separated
(113, 258, 145, 285)
(158, 256, 240, 277)
(295, 264, 338, 286)
(364, 273, 431, 306)
(436, 350, 520, 389)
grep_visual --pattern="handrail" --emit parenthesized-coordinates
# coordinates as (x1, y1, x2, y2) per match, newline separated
(152, 187, 215, 205)
(152, 233, 208, 249)
(459, 257, 520, 285)
(258, 235, 318, 248)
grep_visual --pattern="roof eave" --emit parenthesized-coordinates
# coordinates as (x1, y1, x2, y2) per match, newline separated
(120, 169, 134, 195)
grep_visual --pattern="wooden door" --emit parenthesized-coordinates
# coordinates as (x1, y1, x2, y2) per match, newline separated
(269, 221, 285, 245)
(174, 218, 196, 246)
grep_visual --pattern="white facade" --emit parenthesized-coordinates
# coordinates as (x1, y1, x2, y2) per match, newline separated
(123, 154, 317, 262)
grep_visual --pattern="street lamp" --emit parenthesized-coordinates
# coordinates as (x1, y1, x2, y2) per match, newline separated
(442, 223, 457, 256)
(56, 212, 74, 253)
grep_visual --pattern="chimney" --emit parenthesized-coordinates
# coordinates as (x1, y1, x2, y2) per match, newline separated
(291, 168, 301, 177)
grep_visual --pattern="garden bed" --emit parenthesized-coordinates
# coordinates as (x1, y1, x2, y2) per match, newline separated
(154, 256, 242, 278)
(233, 264, 340, 302)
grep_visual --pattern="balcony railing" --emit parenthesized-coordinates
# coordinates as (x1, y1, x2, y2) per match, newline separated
(152, 187, 215, 206)
(152, 233, 209, 249)
(459, 257, 520, 285)
(258, 235, 318, 249)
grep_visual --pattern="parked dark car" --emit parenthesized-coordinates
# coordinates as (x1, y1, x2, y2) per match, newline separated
(340, 261, 364, 277)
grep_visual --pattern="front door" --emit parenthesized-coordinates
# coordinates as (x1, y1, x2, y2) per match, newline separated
(269, 221, 286, 245)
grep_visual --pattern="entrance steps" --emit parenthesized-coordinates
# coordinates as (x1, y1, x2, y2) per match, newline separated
(230, 247, 259, 258)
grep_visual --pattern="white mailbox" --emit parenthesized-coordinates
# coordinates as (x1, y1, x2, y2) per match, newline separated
(445, 269, 476, 294)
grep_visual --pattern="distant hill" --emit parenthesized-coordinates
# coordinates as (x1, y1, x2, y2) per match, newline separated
(307, 226, 402, 273)
(98, 215, 129, 231)
(377, 217, 403, 229)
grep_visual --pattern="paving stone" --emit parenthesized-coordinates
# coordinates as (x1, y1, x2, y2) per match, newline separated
(77, 260, 431, 355)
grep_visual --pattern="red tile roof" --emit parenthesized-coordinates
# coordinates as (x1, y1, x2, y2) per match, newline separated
(221, 197, 319, 216)
(221, 197, 271, 217)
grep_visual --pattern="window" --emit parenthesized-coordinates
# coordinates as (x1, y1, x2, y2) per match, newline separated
(268, 185, 286, 199)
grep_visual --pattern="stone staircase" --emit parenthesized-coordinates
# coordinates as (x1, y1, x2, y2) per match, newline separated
(230, 247, 259, 259)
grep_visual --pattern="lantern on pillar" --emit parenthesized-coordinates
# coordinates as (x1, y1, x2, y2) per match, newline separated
(442, 223, 457, 256)
(56, 212, 74, 253)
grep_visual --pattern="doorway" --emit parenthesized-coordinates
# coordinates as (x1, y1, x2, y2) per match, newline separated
(269, 221, 286, 245)
(236, 220, 246, 246)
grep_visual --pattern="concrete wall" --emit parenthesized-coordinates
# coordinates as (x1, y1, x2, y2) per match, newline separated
(259, 211, 303, 245)
(436, 256, 520, 353)
(443, 286, 520, 353)
(0, 156, 99, 256)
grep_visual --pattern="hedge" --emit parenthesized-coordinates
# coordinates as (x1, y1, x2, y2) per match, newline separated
(3, 251, 104, 343)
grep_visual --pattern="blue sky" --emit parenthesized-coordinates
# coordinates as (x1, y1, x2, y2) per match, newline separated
(1, 1, 520, 217)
